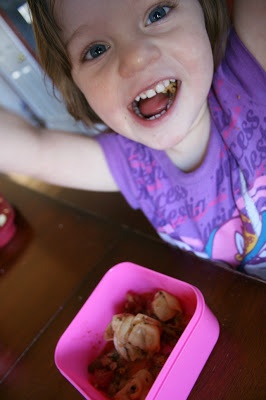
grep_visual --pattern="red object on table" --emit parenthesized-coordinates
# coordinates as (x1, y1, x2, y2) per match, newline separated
(0, 193, 16, 247)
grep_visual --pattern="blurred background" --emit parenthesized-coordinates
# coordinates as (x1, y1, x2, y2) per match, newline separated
(0, 1, 103, 193)
(0, 0, 97, 134)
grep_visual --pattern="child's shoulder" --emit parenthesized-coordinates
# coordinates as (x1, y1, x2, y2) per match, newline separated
(232, 0, 266, 71)
(212, 27, 266, 104)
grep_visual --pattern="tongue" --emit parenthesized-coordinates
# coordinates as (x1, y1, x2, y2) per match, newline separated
(139, 93, 169, 118)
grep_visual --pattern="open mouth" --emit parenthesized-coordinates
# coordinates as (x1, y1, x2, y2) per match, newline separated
(132, 79, 179, 120)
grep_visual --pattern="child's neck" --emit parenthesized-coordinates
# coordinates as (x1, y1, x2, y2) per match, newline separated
(166, 106, 211, 173)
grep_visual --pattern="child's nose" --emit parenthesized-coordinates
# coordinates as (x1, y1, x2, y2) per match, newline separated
(118, 40, 160, 78)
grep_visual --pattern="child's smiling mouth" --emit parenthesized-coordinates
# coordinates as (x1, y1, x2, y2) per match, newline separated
(132, 79, 179, 121)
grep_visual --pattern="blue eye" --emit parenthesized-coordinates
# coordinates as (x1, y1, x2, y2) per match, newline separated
(84, 43, 109, 60)
(147, 5, 170, 25)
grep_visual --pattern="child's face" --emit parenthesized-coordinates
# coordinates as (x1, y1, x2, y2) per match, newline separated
(55, 0, 214, 151)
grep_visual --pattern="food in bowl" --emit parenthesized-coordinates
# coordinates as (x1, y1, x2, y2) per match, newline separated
(88, 290, 191, 399)
(55, 262, 220, 400)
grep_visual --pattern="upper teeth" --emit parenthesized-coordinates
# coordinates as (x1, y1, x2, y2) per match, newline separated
(135, 79, 176, 102)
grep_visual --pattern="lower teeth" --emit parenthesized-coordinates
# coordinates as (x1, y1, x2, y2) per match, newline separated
(133, 91, 175, 120)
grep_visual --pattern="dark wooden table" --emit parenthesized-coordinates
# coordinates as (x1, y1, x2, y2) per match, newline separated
(0, 174, 265, 400)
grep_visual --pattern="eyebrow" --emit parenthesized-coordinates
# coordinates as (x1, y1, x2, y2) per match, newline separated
(65, 0, 145, 47)
(66, 23, 90, 48)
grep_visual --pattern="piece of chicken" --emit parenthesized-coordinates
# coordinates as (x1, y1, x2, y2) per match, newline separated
(104, 313, 161, 361)
(113, 369, 153, 400)
(152, 290, 183, 321)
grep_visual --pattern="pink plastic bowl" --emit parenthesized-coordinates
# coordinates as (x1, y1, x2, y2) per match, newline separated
(55, 262, 220, 400)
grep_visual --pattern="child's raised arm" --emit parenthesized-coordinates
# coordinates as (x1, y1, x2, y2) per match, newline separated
(233, 0, 266, 70)
(0, 107, 118, 192)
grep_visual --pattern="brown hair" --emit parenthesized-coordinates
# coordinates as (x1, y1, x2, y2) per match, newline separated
(199, 0, 230, 67)
(27, 0, 230, 125)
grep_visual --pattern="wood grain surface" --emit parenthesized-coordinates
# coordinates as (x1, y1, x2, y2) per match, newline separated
(0, 174, 265, 400)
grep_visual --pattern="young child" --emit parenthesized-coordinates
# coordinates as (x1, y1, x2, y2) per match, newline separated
(0, 0, 265, 280)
